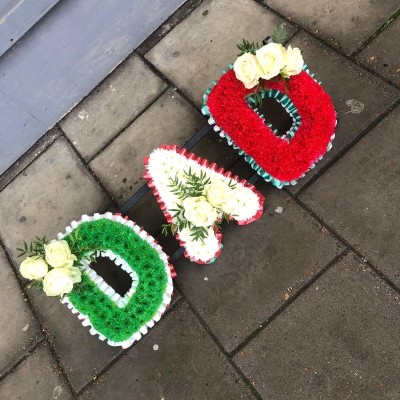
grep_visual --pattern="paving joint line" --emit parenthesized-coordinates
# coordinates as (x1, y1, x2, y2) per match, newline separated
(0, 126, 63, 193)
(59, 129, 119, 209)
(228, 359, 264, 400)
(85, 86, 170, 164)
(0, 338, 45, 382)
(0, 0, 206, 189)
(1, 0, 398, 192)
(136, 52, 205, 114)
(136, 0, 204, 55)
(252, 0, 400, 92)
(293, 99, 400, 197)
(1, 3, 398, 393)
(0, 238, 77, 398)
(350, 8, 400, 58)
(172, 281, 264, 400)
(75, 295, 183, 396)
(291, 195, 400, 295)
(229, 250, 348, 358)
(136, 22, 299, 114)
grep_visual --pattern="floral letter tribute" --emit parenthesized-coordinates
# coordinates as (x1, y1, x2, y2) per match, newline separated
(144, 145, 265, 264)
(202, 28, 337, 188)
(18, 213, 175, 348)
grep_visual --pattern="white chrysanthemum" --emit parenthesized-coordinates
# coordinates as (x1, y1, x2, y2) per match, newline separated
(179, 227, 220, 263)
(147, 148, 262, 261)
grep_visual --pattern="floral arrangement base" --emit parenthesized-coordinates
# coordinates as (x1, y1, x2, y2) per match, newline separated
(57, 213, 175, 348)
(202, 65, 337, 188)
(144, 145, 265, 264)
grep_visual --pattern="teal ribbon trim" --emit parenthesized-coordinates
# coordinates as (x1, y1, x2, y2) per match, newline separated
(247, 89, 301, 141)
(202, 64, 334, 188)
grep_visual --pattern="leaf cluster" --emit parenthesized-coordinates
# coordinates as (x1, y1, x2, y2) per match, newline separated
(168, 168, 210, 200)
(270, 24, 289, 45)
(17, 236, 48, 258)
(236, 39, 259, 56)
(163, 170, 239, 243)
(68, 228, 102, 267)
(162, 202, 210, 243)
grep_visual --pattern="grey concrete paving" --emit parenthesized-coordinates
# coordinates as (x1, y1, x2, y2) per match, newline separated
(234, 253, 400, 399)
(300, 108, 400, 287)
(0, 1, 399, 398)
(175, 184, 343, 352)
(0, 137, 110, 269)
(0, 127, 61, 192)
(0, 247, 41, 375)
(146, 0, 297, 107)
(27, 286, 121, 392)
(60, 55, 167, 160)
(263, 0, 399, 55)
(89, 89, 205, 205)
(79, 302, 254, 400)
(0, 344, 72, 399)
(356, 17, 400, 87)
(286, 32, 399, 194)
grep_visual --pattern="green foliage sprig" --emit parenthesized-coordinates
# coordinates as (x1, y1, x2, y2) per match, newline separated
(237, 39, 260, 56)
(270, 24, 289, 45)
(162, 169, 235, 242)
(17, 228, 102, 267)
(17, 236, 47, 258)
(168, 167, 211, 200)
(236, 25, 290, 109)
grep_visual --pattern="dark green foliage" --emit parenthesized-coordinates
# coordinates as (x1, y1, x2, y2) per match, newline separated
(168, 167, 211, 200)
(236, 39, 259, 56)
(270, 24, 289, 45)
(16, 236, 47, 258)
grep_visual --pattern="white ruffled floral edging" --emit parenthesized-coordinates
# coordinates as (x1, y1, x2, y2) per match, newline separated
(57, 212, 174, 349)
(144, 146, 264, 264)
(79, 249, 139, 308)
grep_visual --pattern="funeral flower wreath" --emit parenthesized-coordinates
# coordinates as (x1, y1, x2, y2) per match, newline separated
(202, 29, 337, 188)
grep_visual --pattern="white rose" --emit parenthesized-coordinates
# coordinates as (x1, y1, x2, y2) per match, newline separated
(20, 256, 48, 280)
(42, 267, 81, 296)
(44, 240, 77, 268)
(233, 53, 261, 89)
(282, 45, 304, 77)
(182, 196, 217, 227)
(219, 198, 236, 215)
(66, 266, 82, 284)
(205, 180, 234, 208)
(256, 43, 286, 80)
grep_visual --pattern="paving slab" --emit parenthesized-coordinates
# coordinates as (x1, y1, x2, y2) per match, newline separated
(0, 247, 42, 375)
(356, 17, 400, 87)
(174, 183, 343, 353)
(234, 253, 400, 400)
(0, 344, 72, 400)
(90, 89, 205, 205)
(137, 0, 203, 55)
(300, 108, 400, 288)
(0, 137, 110, 269)
(79, 302, 254, 400)
(264, 0, 399, 55)
(286, 32, 399, 194)
(27, 286, 121, 392)
(60, 55, 167, 160)
(0, 127, 61, 192)
(146, 0, 296, 107)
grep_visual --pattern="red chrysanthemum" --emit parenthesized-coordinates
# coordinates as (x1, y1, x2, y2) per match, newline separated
(207, 70, 336, 183)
